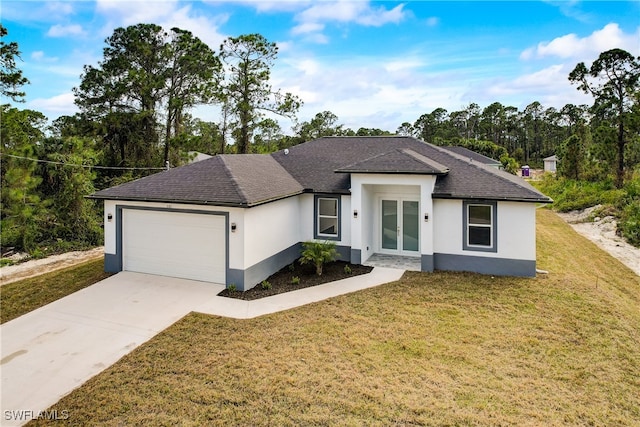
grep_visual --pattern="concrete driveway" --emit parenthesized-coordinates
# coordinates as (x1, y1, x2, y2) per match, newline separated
(0, 272, 225, 426)
(0, 267, 404, 426)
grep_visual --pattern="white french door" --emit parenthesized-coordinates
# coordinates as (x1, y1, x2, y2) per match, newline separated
(380, 199, 420, 255)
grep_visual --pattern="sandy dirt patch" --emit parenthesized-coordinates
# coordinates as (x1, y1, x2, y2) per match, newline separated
(0, 247, 104, 286)
(556, 207, 640, 277)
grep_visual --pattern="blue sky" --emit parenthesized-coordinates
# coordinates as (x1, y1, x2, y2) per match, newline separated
(2, 1, 639, 132)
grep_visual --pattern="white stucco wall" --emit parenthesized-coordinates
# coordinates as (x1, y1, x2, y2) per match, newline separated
(350, 174, 437, 262)
(433, 199, 536, 261)
(299, 194, 315, 242)
(242, 196, 302, 269)
(103, 193, 350, 275)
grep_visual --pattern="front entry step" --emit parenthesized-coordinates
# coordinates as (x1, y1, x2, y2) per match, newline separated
(363, 254, 421, 271)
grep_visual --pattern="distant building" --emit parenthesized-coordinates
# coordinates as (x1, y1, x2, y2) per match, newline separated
(544, 155, 558, 173)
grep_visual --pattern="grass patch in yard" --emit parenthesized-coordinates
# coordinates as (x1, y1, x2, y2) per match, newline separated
(1, 259, 112, 324)
(28, 210, 640, 426)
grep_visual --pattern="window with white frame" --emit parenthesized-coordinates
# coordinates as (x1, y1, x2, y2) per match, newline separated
(463, 201, 497, 252)
(316, 197, 340, 239)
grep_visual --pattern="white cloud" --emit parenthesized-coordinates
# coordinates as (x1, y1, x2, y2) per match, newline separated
(96, 0, 181, 26)
(95, 0, 228, 50)
(1, 1, 78, 22)
(512, 64, 566, 91)
(161, 5, 229, 49)
(521, 23, 640, 60)
(292, 1, 407, 42)
(31, 51, 59, 62)
(297, 1, 405, 26)
(46, 2, 75, 16)
(28, 93, 78, 116)
(466, 64, 593, 109)
(47, 24, 85, 38)
(269, 53, 465, 132)
(291, 22, 325, 36)
(209, 0, 310, 13)
(384, 58, 425, 73)
(425, 17, 439, 27)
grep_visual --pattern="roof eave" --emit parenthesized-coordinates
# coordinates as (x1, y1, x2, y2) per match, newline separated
(335, 169, 449, 175)
(244, 190, 305, 207)
(85, 194, 250, 208)
(432, 194, 553, 204)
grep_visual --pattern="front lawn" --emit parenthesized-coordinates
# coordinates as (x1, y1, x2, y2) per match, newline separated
(28, 209, 640, 426)
(0, 258, 112, 324)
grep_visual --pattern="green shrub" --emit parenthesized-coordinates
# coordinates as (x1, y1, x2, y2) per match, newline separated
(261, 280, 272, 290)
(536, 173, 640, 248)
(536, 175, 622, 212)
(227, 283, 237, 292)
(30, 248, 45, 259)
(299, 241, 338, 276)
(0, 259, 14, 267)
(620, 200, 640, 247)
(291, 276, 300, 285)
(344, 265, 352, 274)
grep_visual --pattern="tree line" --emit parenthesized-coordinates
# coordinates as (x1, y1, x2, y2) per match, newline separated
(1, 22, 639, 254)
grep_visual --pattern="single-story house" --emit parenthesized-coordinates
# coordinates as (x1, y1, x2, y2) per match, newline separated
(89, 136, 552, 290)
(544, 155, 558, 173)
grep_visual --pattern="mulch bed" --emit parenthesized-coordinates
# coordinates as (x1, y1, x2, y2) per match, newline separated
(218, 260, 373, 300)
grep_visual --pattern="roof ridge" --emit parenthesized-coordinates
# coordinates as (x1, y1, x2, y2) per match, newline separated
(338, 149, 394, 170)
(432, 145, 545, 198)
(219, 155, 250, 204)
(441, 145, 501, 164)
(402, 149, 449, 173)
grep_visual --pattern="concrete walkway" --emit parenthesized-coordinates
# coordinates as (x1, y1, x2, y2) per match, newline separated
(0, 267, 403, 426)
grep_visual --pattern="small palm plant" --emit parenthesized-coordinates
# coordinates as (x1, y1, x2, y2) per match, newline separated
(299, 240, 338, 276)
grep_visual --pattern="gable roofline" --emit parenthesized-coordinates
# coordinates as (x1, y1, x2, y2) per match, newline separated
(431, 144, 552, 203)
(88, 155, 304, 208)
(441, 145, 502, 165)
(219, 154, 304, 206)
(335, 148, 449, 175)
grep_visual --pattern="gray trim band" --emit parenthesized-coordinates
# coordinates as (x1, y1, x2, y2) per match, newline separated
(229, 243, 352, 291)
(421, 254, 434, 272)
(434, 253, 536, 277)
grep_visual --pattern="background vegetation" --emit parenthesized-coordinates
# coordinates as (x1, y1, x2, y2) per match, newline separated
(1, 23, 639, 255)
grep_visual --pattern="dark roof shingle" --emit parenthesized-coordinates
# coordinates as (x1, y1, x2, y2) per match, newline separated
(336, 148, 449, 175)
(90, 155, 303, 206)
(441, 146, 502, 165)
(90, 136, 551, 205)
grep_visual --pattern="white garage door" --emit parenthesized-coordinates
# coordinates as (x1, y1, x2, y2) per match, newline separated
(122, 209, 226, 283)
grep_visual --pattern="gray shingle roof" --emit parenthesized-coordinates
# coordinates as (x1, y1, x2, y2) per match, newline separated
(90, 136, 552, 206)
(441, 146, 502, 166)
(220, 154, 303, 205)
(336, 149, 449, 175)
(89, 155, 303, 207)
(273, 136, 550, 203)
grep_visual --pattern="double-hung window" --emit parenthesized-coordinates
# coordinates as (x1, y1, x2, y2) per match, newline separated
(315, 196, 340, 240)
(463, 201, 497, 252)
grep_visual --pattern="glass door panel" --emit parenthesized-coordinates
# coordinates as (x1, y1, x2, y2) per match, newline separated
(381, 200, 398, 250)
(402, 200, 419, 252)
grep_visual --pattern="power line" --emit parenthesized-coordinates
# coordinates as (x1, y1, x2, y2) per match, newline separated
(0, 153, 168, 171)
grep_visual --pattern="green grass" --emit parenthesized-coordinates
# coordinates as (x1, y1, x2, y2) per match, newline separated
(29, 210, 640, 426)
(0, 258, 112, 324)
